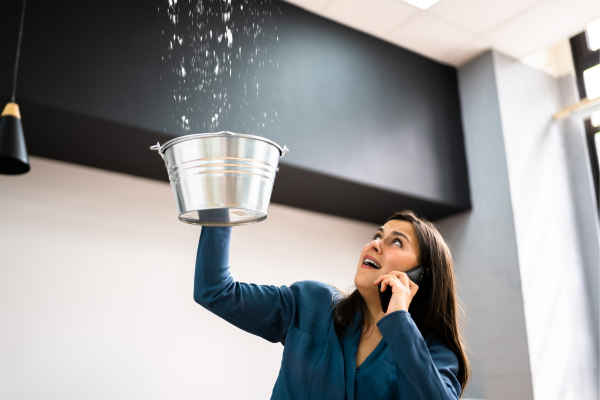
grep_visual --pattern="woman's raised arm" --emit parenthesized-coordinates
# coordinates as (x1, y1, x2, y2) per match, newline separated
(193, 226, 296, 343)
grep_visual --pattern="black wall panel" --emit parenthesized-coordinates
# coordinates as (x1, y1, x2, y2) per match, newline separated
(0, 0, 471, 222)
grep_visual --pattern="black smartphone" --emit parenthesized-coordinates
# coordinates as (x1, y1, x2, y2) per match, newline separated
(378, 266, 425, 313)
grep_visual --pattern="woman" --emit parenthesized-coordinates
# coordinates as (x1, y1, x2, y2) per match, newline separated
(194, 210, 471, 399)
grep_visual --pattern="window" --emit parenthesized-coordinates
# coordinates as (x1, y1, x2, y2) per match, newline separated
(570, 25, 600, 210)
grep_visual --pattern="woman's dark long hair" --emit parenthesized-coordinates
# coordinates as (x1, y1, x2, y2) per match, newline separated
(333, 210, 471, 395)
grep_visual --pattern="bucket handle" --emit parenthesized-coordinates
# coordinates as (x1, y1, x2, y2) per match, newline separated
(150, 142, 165, 160)
(223, 131, 289, 157)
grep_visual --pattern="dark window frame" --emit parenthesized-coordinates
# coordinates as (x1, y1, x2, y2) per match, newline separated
(570, 31, 599, 99)
(570, 31, 600, 210)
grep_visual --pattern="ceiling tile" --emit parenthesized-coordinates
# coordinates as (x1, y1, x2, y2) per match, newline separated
(555, 0, 600, 18)
(320, 0, 420, 37)
(284, 0, 334, 12)
(388, 13, 475, 62)
(485, 0, 597, 59)
(285, 0, 600, 67)
(441, 37, 492, 66)
(427, 0, 541, 34)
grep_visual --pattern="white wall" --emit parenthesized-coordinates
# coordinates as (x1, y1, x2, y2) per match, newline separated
(0, 157, 376, 400)
(493, 51, 599, 400)
(436, 51, 534, 400)
(558, 72, 600, 343)
(437, 49, 600, 400)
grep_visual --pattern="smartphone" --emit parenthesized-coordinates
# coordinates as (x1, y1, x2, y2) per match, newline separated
(378, 266, 425, 313)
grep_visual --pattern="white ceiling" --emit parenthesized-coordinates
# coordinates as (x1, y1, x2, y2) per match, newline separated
(283, 0, 600, 66)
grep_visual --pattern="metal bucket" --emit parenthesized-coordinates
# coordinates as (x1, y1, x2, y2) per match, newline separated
(150, 131, 288, 226)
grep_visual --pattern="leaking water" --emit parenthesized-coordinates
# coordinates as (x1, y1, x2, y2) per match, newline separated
(158, 0, 280, 135)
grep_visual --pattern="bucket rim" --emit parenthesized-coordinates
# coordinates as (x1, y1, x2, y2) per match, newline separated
(157, 131, 287, 156)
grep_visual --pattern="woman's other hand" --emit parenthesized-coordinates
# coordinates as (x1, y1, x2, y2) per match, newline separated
(374, 271, 419, 314)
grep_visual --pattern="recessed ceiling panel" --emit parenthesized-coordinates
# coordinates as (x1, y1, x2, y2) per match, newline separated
(486, 0, 594, 58)
(388, 13, 474, 62)
(285, 0, 600, 65)
(427, 0, 540, 34)
(321, 0, 419, 37)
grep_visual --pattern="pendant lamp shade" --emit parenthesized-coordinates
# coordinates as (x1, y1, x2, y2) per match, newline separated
(0, 102, 30, 175)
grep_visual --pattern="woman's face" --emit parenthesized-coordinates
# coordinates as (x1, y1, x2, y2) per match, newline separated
(354, 219, 421, 292)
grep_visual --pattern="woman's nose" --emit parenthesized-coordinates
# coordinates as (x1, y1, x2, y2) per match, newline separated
(370, 238, 381, 253)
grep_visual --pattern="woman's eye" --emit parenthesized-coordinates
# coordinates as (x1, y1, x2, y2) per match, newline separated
(372, 234, 381, 240)
(393, 239, 402, 247)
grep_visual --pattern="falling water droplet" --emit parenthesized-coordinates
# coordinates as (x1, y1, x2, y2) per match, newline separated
(161, 0, 280, 134)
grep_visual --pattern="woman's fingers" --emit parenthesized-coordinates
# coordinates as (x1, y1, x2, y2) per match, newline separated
(396, 273, 420, 296)
(376, 274, 403, 292)
(374, 272, 421, 314)
(374, 274, 392, 289)
(374, 271, 410, 288)
(374, 273, 400, 285)
(396, 271, 410, 288)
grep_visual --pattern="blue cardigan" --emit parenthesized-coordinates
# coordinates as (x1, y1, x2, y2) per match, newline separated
(194, 226, 462, 400)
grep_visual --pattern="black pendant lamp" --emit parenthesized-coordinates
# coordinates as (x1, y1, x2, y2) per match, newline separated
(0, 0, 29, 175)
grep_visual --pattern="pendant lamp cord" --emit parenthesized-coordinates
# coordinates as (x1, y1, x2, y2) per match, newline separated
(11, 0, 27, 103)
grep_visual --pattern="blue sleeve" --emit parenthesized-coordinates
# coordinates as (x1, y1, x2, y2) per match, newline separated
(377, 311, 462, 400)
(193, 226, 296, 343)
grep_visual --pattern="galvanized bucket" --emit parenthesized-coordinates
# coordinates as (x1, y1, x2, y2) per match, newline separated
(150, 131, 288, 226)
